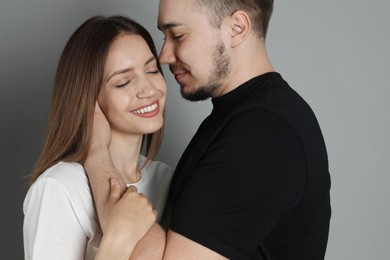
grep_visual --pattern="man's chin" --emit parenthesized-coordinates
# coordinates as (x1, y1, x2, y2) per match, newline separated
(180, 87, 211, 102)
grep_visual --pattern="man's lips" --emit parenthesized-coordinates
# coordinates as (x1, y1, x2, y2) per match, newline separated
(170, 65, 188, 82)
(173, 71, 187, 82)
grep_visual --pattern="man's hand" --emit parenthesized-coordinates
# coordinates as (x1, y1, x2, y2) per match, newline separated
(96, 179, 157, 260)
(89, 102, 111, 153)
(84, 102, 126, 231)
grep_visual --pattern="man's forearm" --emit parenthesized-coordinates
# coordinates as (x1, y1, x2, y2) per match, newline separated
(129, 223, 166, 260)
(84, 148, 126, 231)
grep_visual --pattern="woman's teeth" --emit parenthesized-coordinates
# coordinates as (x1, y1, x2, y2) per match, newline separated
(132, 103, 158, 114)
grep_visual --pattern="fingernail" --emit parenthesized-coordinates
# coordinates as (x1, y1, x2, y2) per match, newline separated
(110, 179, 116, 185)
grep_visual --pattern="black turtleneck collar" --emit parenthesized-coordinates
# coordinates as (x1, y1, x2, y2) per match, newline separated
(211, 72, 281, 112)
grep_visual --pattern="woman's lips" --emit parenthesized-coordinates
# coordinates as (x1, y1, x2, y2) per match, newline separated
(131, 101, 160, 118)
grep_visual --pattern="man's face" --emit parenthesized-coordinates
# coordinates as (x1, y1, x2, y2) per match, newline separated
(158, 0, 230, 101)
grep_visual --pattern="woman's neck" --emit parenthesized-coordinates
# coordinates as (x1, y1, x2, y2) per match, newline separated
(109, 132, 143, 184)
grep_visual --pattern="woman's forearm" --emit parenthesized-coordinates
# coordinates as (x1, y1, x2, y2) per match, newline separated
(96, 223, 165, 260)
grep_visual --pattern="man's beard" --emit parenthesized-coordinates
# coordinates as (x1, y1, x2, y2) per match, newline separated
(181, 40, 230, 101)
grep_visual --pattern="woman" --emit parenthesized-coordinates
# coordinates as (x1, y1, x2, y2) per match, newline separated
(23, 15, 173, 259)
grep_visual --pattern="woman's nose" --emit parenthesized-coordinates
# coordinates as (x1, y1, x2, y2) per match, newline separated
(136, 78, 159, 99)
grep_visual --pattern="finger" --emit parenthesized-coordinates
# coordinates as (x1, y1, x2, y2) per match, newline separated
(108, 178, 121, 203)
(94, 101, 103, 113)
(127, 185, 138, 193)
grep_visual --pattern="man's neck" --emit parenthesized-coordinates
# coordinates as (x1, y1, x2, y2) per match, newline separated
(215, 39, 274, 97)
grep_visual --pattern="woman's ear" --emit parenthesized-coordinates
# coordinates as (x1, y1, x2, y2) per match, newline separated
(229, 10, 251, 47)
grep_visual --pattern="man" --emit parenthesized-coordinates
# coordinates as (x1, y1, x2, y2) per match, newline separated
(86, 0, 331, 259)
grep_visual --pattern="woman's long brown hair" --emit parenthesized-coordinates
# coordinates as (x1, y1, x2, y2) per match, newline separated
(29, 15, 164, 186)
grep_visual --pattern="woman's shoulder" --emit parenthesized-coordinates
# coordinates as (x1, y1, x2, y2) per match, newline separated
(24, 162, 97, 241)
(32, 161, 90, 195)
(25, 161, 94, 217)
(38, 161, 87, 181)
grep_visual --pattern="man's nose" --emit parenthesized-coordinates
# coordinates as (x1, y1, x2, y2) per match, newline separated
(159, 40, 176, 65)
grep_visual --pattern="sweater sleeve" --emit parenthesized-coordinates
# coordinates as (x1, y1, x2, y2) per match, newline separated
(23, 176, 87, 260)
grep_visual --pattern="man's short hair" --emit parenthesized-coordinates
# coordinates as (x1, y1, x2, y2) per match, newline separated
(196, 0, 274, 39)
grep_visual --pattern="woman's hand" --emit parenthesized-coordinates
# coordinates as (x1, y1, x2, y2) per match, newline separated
(96, 179, 157, 260)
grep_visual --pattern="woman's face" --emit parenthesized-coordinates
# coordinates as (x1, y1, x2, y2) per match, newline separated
(98, 34, 167, 137)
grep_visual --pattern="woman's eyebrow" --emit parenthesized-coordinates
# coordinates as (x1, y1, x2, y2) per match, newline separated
(106, 56, 156, 83)
(145, 56, 156, 66)
(106, 67, 132, 83)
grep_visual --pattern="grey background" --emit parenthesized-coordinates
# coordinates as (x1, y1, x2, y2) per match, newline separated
(1, 0, 389, 259)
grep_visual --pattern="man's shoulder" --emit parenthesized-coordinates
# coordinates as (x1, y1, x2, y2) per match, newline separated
(234, 75, 318, 131)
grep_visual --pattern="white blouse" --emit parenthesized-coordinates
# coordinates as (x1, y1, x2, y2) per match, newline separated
(23, 157, 173, 260)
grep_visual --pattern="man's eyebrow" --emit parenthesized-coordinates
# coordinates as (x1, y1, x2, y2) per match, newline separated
(106, 56, 156, 83)
(157, 22, 182, 31)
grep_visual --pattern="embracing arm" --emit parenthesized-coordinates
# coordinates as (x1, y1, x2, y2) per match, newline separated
(162, 230, 228, 260)
(86, 151, 166, 260)
(85, 104, 165, 259)
(84, 103, 126, 231)
(84, 148, 126, 231)
(129, 224, 166, 260)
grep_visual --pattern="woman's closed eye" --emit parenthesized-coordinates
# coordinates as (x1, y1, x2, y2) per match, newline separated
(147, 70, 160, 75)
(116, 80, 130, 88)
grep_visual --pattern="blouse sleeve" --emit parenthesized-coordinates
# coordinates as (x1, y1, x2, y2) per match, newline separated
(23, 177, 87, 260)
